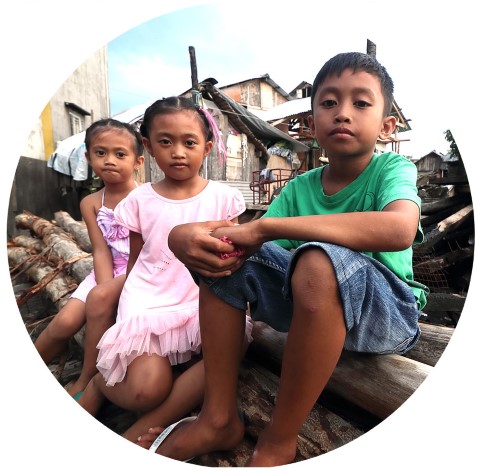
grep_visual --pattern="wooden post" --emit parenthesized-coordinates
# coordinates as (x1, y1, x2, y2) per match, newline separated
(189, 45, 201, 107)
(189, 46, 198, 89)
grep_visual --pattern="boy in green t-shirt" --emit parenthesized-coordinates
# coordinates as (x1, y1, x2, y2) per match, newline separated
(142, 51, 429, 466)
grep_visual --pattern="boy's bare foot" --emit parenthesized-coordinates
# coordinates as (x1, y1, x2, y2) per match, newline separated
(138, 414, 244, 462)
(247, 427, 298, 467)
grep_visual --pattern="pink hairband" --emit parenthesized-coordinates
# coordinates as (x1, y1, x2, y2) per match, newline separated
(199, 107, 227, 164)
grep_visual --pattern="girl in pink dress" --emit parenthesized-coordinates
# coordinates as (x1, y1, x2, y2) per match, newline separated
(78, 97, 251, 429)
(34, 119, 144, 399)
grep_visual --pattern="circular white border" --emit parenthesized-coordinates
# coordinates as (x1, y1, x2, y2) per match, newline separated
(2, 1, 478, 470)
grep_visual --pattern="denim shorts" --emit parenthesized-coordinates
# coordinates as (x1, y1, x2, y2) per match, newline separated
(195, 241, 422, 355)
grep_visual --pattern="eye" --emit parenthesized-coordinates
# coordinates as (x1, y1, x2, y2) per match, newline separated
(320, 99, 336, 108)
(94, 149, 106, 157)
(159, 138, 171, 145)
(116, 151, 127, 158)
(355, 100, 370, 108)
(185, 139, 198, 147)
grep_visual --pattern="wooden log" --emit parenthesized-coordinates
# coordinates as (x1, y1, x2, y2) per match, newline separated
(11, 234, 45, 252)
(249, 321, 432, 420)
(8, 246, 77, 309)
(420, 194, 469, 215)
(420, 201, 469, 227)
(54, 210, 92, 253)
(15, 211, 93, 282)
(418, 204, 473, 250)
(326, 351, 430, 419)
(422, 292, 466, 313)
(403, 323, 454, 366)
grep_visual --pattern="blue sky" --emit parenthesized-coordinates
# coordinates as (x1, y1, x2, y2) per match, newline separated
(106, 2, 458, 159)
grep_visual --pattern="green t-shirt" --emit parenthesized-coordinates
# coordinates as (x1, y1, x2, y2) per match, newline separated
(264, 152, 428, 310)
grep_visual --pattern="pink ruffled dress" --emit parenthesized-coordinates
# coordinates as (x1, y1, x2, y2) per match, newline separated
(96, 181, 249, 387)
(70, 190, 130, 302)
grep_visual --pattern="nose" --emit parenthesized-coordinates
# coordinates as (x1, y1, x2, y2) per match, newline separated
(172, 144, 186, 158)
(104, 152, 116, 165)
(334, 104, 351, 123)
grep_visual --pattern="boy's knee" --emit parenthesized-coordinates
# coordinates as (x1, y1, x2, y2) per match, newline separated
(290, 249, 341, 312)
(292, 248, 336, 285)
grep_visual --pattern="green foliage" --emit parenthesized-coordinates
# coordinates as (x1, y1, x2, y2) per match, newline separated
(444, 129, 461, 159)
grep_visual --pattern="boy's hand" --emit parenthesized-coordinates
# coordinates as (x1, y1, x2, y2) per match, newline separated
(168, 220, 245, 277)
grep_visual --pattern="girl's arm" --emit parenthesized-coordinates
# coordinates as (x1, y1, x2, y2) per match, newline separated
(80, 194, 114, 284)
(126, 230, 144, 276)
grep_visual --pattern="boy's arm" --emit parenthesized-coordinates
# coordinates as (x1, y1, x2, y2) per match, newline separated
(249, 199, 420, 252)
(168, 199, 419, 277)
(80, 194, 114, 284)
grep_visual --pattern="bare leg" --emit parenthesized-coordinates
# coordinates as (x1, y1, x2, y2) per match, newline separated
(249, 248, 346, 466)
(131, 327, 252, 447)
(123, 359, 205, 443)
(67, 276, 125, 398)
(78, 353, 173, 416)
(34, 298, 85, 365)
(151, 281, 246, 461)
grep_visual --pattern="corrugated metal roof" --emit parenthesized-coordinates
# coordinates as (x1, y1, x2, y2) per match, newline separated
(250, 97, 311, 122)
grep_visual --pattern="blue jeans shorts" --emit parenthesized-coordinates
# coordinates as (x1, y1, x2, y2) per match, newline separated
(195, 241, 422, 355)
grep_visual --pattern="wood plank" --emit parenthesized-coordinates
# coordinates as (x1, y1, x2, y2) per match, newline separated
(418, 204, 473, 250)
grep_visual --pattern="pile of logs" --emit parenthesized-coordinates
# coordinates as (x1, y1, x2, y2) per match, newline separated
(413, 170, 474, 326)
(8, 209, 457, 466)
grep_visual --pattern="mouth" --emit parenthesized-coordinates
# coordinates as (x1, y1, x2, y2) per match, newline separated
(330, 127, 354, 137)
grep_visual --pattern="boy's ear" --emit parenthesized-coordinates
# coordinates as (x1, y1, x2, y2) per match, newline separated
(379, 116, 397, 139)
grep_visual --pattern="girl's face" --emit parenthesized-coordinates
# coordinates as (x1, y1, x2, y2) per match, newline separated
(143, 110, 213, 182)
(86, 129, 143, 184)
(308, 69, 396, 162)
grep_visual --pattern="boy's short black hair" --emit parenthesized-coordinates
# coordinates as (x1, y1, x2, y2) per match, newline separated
(311, 52, 394, 116)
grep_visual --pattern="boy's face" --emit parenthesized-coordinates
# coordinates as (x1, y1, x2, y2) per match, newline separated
(308, 69, 396, 160)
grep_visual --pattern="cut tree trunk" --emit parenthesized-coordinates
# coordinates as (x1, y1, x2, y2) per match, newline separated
(249, 321, 433, 420)
(402, 322, 454, 366)
(15, 211, 93, 282)
(8, 246, 77, 309)
(54, 210, 92, 253)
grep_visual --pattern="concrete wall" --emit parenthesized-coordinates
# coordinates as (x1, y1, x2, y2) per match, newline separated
(8, 156, 89, 238)
(21, 46, 110, 161)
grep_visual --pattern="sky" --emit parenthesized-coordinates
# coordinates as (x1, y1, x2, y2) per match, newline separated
(107, 2, 455, 159)
(1, 1, 479, 471)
